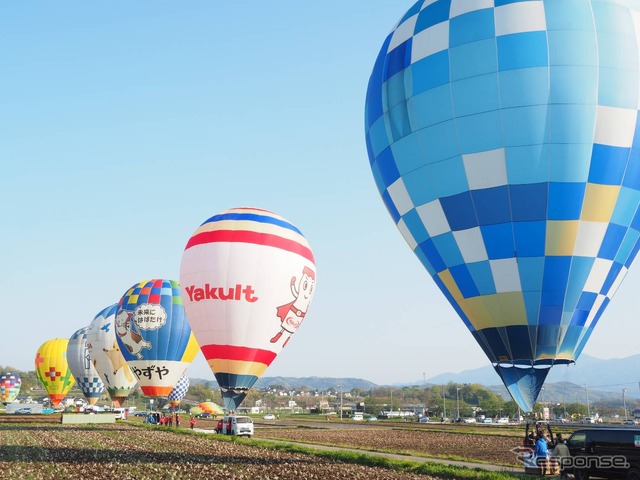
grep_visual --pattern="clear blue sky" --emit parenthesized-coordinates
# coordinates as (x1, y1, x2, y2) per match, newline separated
(1, 1, 638, 387)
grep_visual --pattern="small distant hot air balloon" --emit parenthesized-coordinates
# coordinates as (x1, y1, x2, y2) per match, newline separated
(365, 0, 640, 411)
(35, 339, 74, 407)
(68, 327, 105, 406)
(180, 207, 316, 411)
(167, 374, 190, 409)
(0, 372, 21, 405)
(115, 279, 199, 397)
(86, 304, 137, 407)
(190, 401, 224, 416)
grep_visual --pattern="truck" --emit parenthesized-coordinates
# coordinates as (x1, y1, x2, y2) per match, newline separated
(6, 403, 43, 415)
(220, 415, 254, 437)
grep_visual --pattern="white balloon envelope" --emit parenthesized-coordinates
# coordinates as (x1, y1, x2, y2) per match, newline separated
(180, 207, 316, 410)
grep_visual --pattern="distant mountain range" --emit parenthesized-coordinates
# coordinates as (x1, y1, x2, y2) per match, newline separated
(191, 376, 378, 392)
(191, 354, 640, 402)
(424, 354, 640, 401)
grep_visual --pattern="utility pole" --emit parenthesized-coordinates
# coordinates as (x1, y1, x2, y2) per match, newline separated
(585, 384, 590, 418)
(442, 384, 446, 420)
(338, 385, 343, 420)
(456, 387, 461, 420)
(623, 388, 628, 421)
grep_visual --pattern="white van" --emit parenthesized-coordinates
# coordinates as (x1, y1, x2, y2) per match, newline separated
(221, 415, 254, 437)
(351, 413, 364, 421)
(112, 408, 127, 420)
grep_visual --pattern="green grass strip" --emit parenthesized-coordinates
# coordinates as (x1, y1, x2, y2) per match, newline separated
(139, 423, 532, 480)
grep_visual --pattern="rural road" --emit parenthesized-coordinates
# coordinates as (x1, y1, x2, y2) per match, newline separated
(192, 428, 521, 474)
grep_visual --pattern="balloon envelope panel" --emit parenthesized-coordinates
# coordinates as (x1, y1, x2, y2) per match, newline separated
(180, 207, 316, 410)
(68, 327, 105, 405)
(365, 0, 640, 411)
(35, 339, 74, 407)
(86, 304, 137, 407)
(115, 279, 196, 397)
(167, 373, 190, 406)
(0, 372, 21, 405)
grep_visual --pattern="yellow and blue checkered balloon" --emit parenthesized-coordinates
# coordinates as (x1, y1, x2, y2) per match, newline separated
(365, 0, 640, 412)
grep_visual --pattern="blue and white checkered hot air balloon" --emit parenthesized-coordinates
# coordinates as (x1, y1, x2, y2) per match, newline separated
(68, 327, 105, 406)
(365, 0, 640, 412)
(168, 374, 190, 408)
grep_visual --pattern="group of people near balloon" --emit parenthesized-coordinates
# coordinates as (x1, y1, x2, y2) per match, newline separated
(32, 208, 317, 412)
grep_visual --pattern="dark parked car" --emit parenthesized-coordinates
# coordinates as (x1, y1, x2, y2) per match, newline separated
(567, 427, 640, 480)
(195, 413, 212, 418)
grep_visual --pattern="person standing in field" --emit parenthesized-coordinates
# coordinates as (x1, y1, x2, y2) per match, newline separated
(190, 416, 196, 430)
(551, 434, 571, 480)
(175, 413, 180, 428)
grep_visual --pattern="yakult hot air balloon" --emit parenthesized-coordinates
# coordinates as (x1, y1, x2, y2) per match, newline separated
(35, 339, 74, 407)
(180, 207, 316, 411)
(115, 279, 199, 397)
(68, 327, 105, 405)
(0, 372, 21, 405)
(86, 304, 137, 407)
(365, 0, 640, 412)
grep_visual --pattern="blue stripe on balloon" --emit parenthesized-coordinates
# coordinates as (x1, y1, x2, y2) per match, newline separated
(366, 34, 391, 128)
(601, 262, 623, 295)
(506, 325, 534, 359)
(548, 182, 586, 220)
(598, 224, 628, 260)
(450, 9, 495, 48)
(481, 223, 515, 260)
(450, 38, 497, 81)
(451, 74, 500, 117)
(382, 190, 401, 223)
(383, 38, 412, 81)
(497, 31, 549, 71)
(397, 0, 423, 26)
(513, 221, 547, 258)
(615, 229, 640, 264)
(449, 264, 479, 298)
(440, 192, 477, 231)
(506, 145, 548, 184)
(548, 144, 592, 183)
(511, 184, 548, 222)
(472, 187, 511, 225)
(411, 50, 450, 95)
(522, 291, 541, 326)
(419, 238, 446, 273)
(403, 209, 429, 245)
(432, 232, 465, 268)
(412, 83, 454, 129)
(414, 0, 451, 34)
(466, 261, 496, 295)
(589, 145, 631, 185)
(499, 67, 549, 108)
(203, 212, 302, 235)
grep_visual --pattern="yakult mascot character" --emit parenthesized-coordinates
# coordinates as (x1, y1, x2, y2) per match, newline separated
(270, 266, 315, 346)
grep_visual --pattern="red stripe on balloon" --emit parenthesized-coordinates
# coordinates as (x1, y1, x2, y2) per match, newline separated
(201, 344, 277, 366)
(185, 230, 315, 264)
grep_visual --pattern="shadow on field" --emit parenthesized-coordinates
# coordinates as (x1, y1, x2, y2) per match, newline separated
(0, 446, 317, 466)
(0, 425, 132, 432)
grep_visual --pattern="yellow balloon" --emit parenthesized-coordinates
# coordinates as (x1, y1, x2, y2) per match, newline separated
(35, 338, 75, 407)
